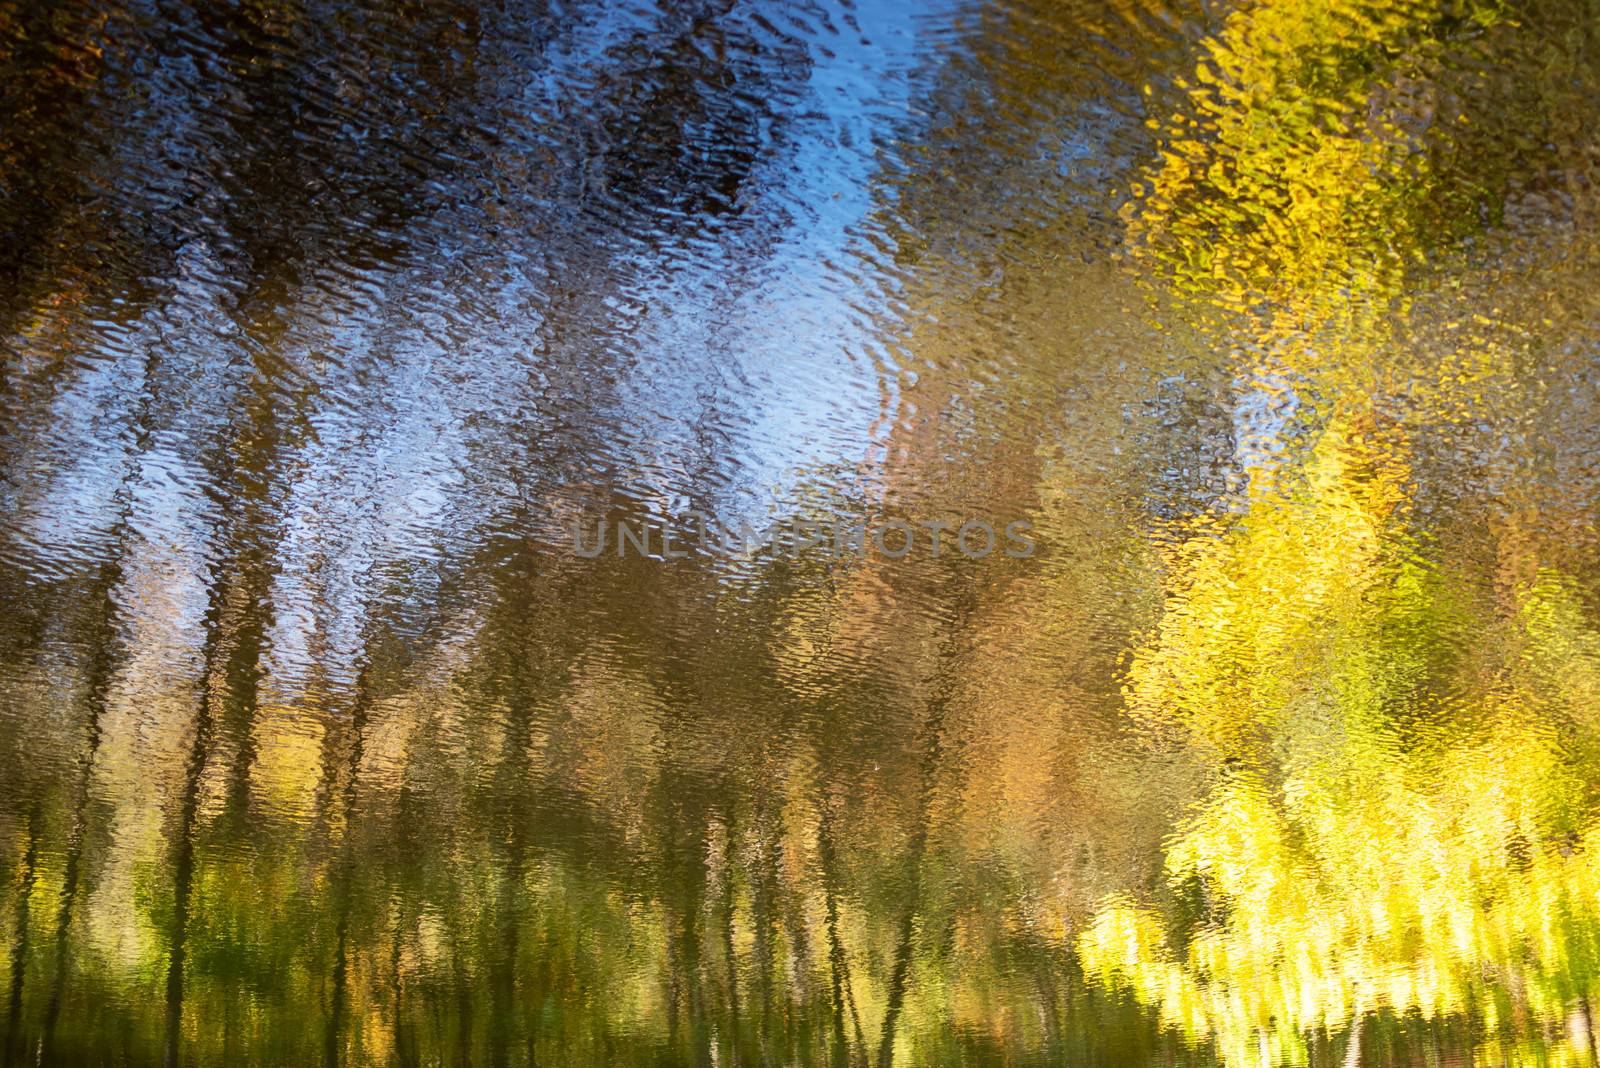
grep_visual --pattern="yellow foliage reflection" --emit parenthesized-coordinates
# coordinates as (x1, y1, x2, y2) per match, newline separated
(1083, 421, 1600, 1065)
(1087, 0, 1600, 1057)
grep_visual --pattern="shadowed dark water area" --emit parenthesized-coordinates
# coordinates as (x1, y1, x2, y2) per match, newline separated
(5, 0, 1600, 1065)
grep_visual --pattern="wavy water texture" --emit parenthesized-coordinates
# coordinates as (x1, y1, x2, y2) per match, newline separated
(3, 0, 1600, 1066)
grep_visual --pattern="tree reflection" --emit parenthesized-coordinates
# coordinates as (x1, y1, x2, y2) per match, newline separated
(3, 0, 1600, 1066)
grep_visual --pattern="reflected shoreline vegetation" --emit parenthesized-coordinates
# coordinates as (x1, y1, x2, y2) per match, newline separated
(4, 0, 1600, 1065)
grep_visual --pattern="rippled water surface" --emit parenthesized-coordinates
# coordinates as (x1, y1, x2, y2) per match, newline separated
(5, 0, 1600, 1065)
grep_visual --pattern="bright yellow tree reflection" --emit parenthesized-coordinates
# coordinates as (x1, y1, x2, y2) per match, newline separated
(1083, 0, 1600, 1056)
(1081, 419, 1600, 1067)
